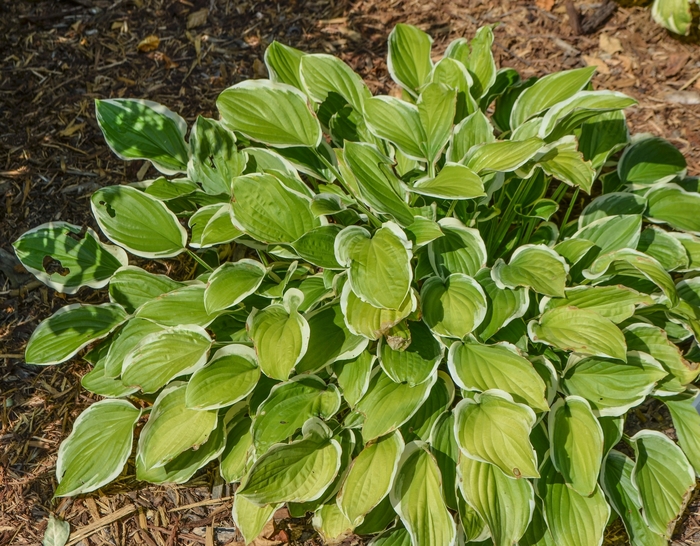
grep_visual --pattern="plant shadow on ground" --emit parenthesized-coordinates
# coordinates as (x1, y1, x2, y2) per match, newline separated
(1, 0, 700, 544)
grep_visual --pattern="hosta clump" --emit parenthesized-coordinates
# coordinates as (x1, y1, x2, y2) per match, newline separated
(15, 22, 700, 546)
(651, 0, 698, 35)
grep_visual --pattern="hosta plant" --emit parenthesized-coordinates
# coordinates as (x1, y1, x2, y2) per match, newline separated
(652, 0, 698, 35)
(15, 22, 700, 546)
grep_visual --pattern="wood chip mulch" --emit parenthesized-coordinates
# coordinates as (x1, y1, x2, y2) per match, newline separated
(1, 0, 700, 544)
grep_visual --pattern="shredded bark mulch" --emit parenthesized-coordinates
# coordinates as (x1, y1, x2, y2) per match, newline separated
(2, 0, 700, 544)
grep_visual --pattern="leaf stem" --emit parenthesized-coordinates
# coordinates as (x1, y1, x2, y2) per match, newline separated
(559, 187, 579, 240)
(187, 250, 214, 272)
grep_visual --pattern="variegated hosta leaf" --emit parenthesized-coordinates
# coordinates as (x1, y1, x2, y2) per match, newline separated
(135, 284, 221, 327)
(548, 396, 604, 495)
(300, 53, 371, 111)
(475, 268, 530, 340)
(335, 223, 413, 310)
(312, 502, 354, 544)
(332, 351, 375, 408)
(409, 163, 485, 200)
(387, 23, 433, 96)
(618, 136, 687, 185)
(340, 283, 417, 340)
(664, 394, 700, 476)
(647, 183, 700, 235)
(400, 371, 455, 442)
(454, 389, 539, 478)
(390, 442, 456, 546)
(651, 0, 693, 35)
(232, 496, 282, 545)
(540, 285, 653, 324)
(492, 244, 568, 297)
(188, 116, 245, 195)
(421, 273, 488, 339)
(265, 41, 305, 89)
(571, 214, 642, 254)
(428, 217, 487, 277)
(430, 412, 460, 510)
(220, 411, 253, 483)
(108, 266, 183, 313)
(203, 259, 266, 314)
(417, 82, 456, 163)
(378, 320, 443, 386)
(579, 192, 647, 228)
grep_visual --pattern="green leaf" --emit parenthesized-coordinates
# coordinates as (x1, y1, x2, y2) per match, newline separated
(189, 203, 242, 248)
(404, 216, 444, 249)
(528, 306, 627, 360)
(457, 455, 534, 546)
(448, 340, 548, 411)
(510, 66, 596, 128)
(300, 53, 370, 111)
(637, 226, 689, 271)
(43, 515, 70, 546)
(447, 110, 495, 163)
(421, 273, 488, 339)
(95, 98, 188, 174)
(464, 26, 497, 99)
(231, 173, 320, 244)
(536, 136, 596, 193)
(652, 0, 693, 34)
(548, 396, 603, 495)
(122, 325, 212, 393)
(390, 442, 457, 546)
(13, 222, 128, 294)
(492, 244, 568, 297)
(369, 527, 412, 546)
(562, 351, 666, 416)
(103, 318, 165, 377)
(519, 500, 555, 546)
(25, 303, 128, 365)
(336, 223, 412, 310)
(400, 371, 455, 442)
(601, 450, 667, 546)
(204, 259, 266, 313)
(136, 284, 219, 327)
(618, 136, 687, 185)
(54, 399, 140, 497)
(340, 283, 417, 340)
(379, 320, 443, 386)
(466, 137, 544, 173)
(312, 503, 354, 543)
(579, 110, 630, 170)
(364, 96, 423, 160)
(252, 375, 341, 453)
(188, 116, 245, 195)
(356, 369, 436, 442)
(264, 41, 305, 89)
(664, 394, 700, 476)
(430, 57, 478, 121)
(428, 217, 487, 277)
(387, 24, 433, 95)
(220, 411, 253, 483)
(540, 285, 653, 324)
(454, 389, 538, 478)
(418, 82, 456, 163)
(332, 351, 375, 408)
(409, 163, 485, 200)
(81, 358, 138, 398)
(232, 495, 281, 545)
(631, 429, 695, 538)
(430, 412, 460, 509)
(647, 183, 700, 234)
(246, 147, 314, 197)
(108, 266, 183, 313)
(475, 268, 530, 340)
(338, 430, 404, 526)
(249, 289, 310, 380)
(217, 80, 321, 148)
(537, 457, 610, 546)
(186, 345, 260, 410)
(238, 418, 342, 505)
(291, 225, 344, 269)
(91, 185, 187, 258)
(572, 214, 642, 254)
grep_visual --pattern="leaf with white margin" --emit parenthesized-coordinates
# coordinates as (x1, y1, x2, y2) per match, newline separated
(387, 24, 433, 96)
(379, 320, 443, 386)
(447, 110, 495, 163)
(338, 430, 404, 526)
(583, 248, 678, 306)
(204, 259, 266, 314)
(95, 98, 188, 174)
(448, 340, 548, 412)
(300, 53, 371, 111)
(562, 352, 666, 416)
(13, 222, 128, 295)
(579, 110, 629, 171)
(492, 244, 568, 298)
(91, 185, 187, 258)
(232, 495, 282, 545)
(335, 223, 412, 310)
(390, 442, 456, 546)
(217, 79, 321, 148)
(340, 283, 417, 340)
(103, 318, 165, 377)
(537, 457, 610, 546)
(548, 396, 603, 495)
(457, 455, 534, 546)
(431, 57, 479, 120)
(312, 503, 354, 544)
(249, 288, 310, 380)
(108, 265, 183, 313)
(245, 147, 314, 197)
(519, 500, 555, 546)
(231, 173, 321, 244)
(220, 410, 253, 483)
(418, 82, 456, 163)
(540, 285, 653, 324)
(189, 203, 242, 249)
(454, 389, 538, 478)
(136, 284, 220, 327)
(363, 96, 424, 160)
(673, 233, 700, 272)
(475, 268, 530, 341)
(528, 306, 627, 361)
(238, 418, 342, 505)
(421, 273, 488, 339)
(652, 0, 693, 34)
(579, 192, 647, 228)
(600, 415, 624, 458)
(601, 450, 667, 546)
(291, 225, 343, 270)
(409, 163, 485, 200)
(618, 136, 687, 185)
(400, 371, 455, 442)
(185, 345, 260, 410)
(43, 515, 70, 546)
(297, 305, 368, 374)
(265, 41, 304, 89)
(466, 137, 544, 173)
(624, 323, 700, 384)
(430, 412, 460, 510)
(647, 183, 700, 235)
(637, 226, 689, 271)
(137, 382, 218, 471)
(429, 217, 487, 277)
(121, 325, 211, 394)
(54, 399, 140, 497)
(535, 136, 596, 193)
(531, 355, 560, 408)
(25, 303, 128, 366)
(356, 368, 436, 442)
(571, 214, 642, 254)
(510, 66, 596, 128)
(404, 216, 443, 249)
(631, 430, 695, 538)
(368, 527, 412, 546)
(464, 25, 497, 99)
(252, 375, 341, 453)
(81, 358, 138, 398)
(663, 394, 700, 477)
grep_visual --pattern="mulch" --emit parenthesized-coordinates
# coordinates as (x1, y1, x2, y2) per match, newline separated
(1, 0, 700, 544)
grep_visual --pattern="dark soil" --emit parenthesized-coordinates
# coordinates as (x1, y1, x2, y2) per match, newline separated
(1, 0, 700, 544)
